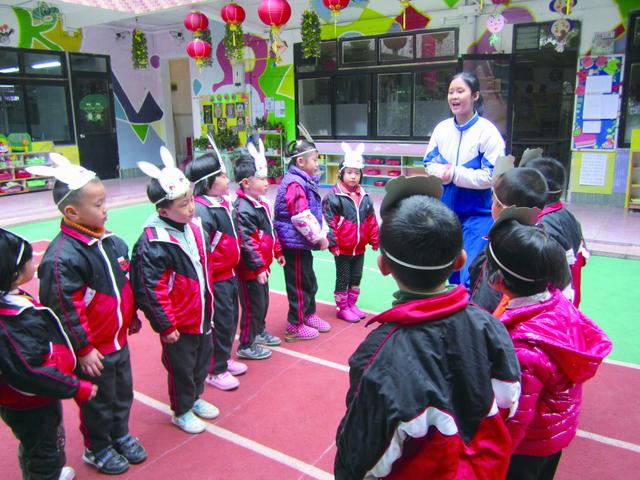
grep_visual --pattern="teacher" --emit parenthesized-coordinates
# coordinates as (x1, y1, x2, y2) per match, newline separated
(423, 72, 505, 289)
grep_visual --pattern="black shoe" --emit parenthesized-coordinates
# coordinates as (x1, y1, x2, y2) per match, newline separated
(82, 447, 129, 475)
(114, 434, 147, 464)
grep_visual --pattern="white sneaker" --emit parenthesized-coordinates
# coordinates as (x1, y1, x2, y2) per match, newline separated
(192, 398, 220, 419)
(59, 466, 75, 480)
(172, 410, 206, 434)
(206, 371, 240, 391)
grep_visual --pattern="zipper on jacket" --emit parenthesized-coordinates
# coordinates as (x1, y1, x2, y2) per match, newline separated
(336, 189, 362, 256)
(97, 241, 124, 351)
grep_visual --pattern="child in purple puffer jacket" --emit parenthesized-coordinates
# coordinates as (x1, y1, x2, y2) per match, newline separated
(486, 213, 612, 480)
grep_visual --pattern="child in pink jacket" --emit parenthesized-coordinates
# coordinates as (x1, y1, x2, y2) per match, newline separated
(486, 213, 612, 480)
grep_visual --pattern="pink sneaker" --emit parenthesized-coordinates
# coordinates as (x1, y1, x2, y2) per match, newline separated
(284, 323, 319, 342)
(206, 371, 239, 391)
(304, 313, 331, 333)
(227, 359, 248, 376)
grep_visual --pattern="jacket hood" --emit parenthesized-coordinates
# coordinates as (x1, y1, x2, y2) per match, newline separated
(501, 289, 612, 383)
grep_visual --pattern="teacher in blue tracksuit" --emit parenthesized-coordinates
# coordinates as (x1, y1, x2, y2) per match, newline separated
(423, 72, 505, 289)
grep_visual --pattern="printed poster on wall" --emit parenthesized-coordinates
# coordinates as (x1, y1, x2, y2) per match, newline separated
(572, 54, 624, 151)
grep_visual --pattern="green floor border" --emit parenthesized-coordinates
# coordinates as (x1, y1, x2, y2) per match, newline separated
(8, 202, 640, 365)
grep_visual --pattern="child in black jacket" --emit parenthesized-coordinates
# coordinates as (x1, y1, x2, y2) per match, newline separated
(0, 228, 97, 480)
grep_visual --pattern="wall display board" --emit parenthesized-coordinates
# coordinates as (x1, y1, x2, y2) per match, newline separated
(197, 93, 250, 146)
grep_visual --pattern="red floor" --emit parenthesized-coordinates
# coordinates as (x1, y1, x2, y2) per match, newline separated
(1, 242, 639, 478)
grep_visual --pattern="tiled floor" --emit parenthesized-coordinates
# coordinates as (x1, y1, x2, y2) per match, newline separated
(1, 178, 639, 257)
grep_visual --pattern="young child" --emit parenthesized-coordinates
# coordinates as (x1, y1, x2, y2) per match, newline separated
(186, 149, 246, 391)
(234, 145, 285, 359)
(0, 228, 97, 480)
(274, 127, 331, 341)
(486, 215, 612, 480)
(335, 176, 521, 479)
(131, 148, 219, 434)
(469, 167, 548, 313)
(32, 155, 146, 475)
(322, 142, 379, 322)
(525, 156, 587, 307)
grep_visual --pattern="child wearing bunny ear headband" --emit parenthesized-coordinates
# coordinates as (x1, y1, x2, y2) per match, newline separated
(274, 124, 332, 341)
(34, 155, 145, 474)
(322, 142, 379, 322)
(131, 147, 220, 434)
(185, 138, 247, 389)
(335, 175, 521, 479)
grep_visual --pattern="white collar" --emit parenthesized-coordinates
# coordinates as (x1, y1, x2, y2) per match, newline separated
(506, 290, 552, 310)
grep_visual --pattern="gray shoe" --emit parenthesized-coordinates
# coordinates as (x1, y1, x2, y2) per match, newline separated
(237, 344, 272, 360)
(255, 331, 282, 347)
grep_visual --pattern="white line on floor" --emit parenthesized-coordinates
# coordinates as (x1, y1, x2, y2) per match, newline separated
(270, 345, 350, 372)
(133, 391, 334, 480)
(576, 430, 640, 453)
(602, 358, 640, 370)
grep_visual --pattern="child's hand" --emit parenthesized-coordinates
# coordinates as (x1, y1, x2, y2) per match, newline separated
(276, 256, 286, 267)
(161, 331, 180, 343)
(331, 249, 340, 256)
(79, 349, 104, 377)
(89, 384, 99, 400)
(318, 237, 329, 250)
(257, 271, 269, 284)
(128, 316, 142, 335)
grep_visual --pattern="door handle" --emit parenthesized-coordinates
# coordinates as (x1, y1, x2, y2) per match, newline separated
(79, 133, 86, 139)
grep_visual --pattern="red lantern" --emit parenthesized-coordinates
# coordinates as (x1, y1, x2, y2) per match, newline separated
(187, 39, 212, 66)
(221, 2, 246, 30)
(323, 0, 350, 17)
(184, 11, 209, 33)
(258, 0, 291, 32)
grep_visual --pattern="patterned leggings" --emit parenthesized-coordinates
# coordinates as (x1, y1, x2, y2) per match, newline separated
(334, 254, 365, 292)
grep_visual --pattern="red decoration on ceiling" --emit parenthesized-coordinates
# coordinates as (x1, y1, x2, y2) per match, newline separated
(221, 2, 246, 28)
(322, 0, 350, 16)
(184, 11, 209, 32)
(187, 39, 212, 66)
(258, 0, 292, 31)
(394, 5, 430, 31)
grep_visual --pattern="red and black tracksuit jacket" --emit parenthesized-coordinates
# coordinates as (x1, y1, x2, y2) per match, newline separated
(130, 219, 214, 336)
(194, 195, 241, 282)
(0, 291, 94, 409)
(323, 184, 379, 256)
(335, 286, 521, 479)
(234, 188, 283, 281)
(38, 223, 136, 357)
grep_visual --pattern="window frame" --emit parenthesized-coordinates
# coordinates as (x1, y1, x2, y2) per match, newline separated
(619, 10, 640, 148)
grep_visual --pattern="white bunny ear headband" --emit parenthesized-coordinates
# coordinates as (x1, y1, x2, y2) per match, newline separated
(247, 138, 268, 177)
(138, 147, 190, 204)
(341, 142, 365, 170)
(26, 153, 97, 207)
(289, 124, 318, 159)
(193, 134, 226, 185)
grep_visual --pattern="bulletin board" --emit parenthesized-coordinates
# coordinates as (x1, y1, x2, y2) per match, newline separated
(570, 151, 616, 194)
(198, 92, 250, 146)
(571, 54, 624, 151)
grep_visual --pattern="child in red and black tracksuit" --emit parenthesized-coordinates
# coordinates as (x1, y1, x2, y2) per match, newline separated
(323, 143, 379, 323)
(525, 156, 587, 307)
(0, 229, 96, 480)
(234, 155, 285, 360)
(274, 139, 332, 342)
(186, 152, 246, 391)
(335, 176, 521, 479)
(37, 170, 145, 475)
(131, 152, 219, 434)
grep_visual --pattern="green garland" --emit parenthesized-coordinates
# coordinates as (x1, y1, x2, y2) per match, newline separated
(131, 28, 148, 70)
(200, 28, 214, 67)
(301, 9, 321, 59)
(224, 23, 244, 62)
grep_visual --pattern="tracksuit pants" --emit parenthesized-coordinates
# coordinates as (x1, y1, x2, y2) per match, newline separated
(78, 345, 133, 453)
(507, 451, 562, 480)
(238, 279, 269, 349)
(283, 249, 317, 326)
(449, 214, 494, 290)
(161, 332, 213, 416)
(210, 277, 240, 375)
(0, 401, 65, 480)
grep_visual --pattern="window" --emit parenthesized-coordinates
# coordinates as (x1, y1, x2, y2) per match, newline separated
(0, 51, 20, 75)
(377, 73, 412, 136)
(514, 22, 581, 52)
(297, 77, 332, 136)
(623, 63, 640, 145)
(0, 84, 27, 134)
(621, 11, 640, 146)
(295, 28, 459, 140)
(24, 51, 64, 76)
(70, 54, 108, 73)
(336, 75, 369, 136)
(26, 84, 71, 142)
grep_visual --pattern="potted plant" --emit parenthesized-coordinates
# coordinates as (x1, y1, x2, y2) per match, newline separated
(215, 128, 240, 151)
(267, 163, 284, 184)
(192, 136, 210, 152)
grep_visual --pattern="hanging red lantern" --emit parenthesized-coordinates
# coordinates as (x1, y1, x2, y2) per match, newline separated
(184, 11, 209, 33)
(258, 0, 291, 33)
(221, 2, 246, 29)
(187, 39, 212, 66)
(322, 0, 350, 17)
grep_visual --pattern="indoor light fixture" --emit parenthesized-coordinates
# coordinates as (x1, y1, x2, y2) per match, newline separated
(31, 60, 61, 69)
(0, 66, 19, 74)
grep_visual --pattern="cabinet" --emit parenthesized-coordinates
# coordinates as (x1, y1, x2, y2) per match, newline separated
(0, 151, 52, 196)
(627, 130, 640, 211)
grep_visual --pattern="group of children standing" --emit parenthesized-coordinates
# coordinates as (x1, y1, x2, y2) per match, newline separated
(0, 123, 612, 480)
